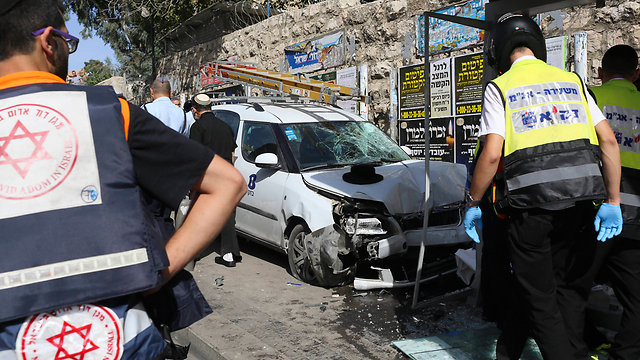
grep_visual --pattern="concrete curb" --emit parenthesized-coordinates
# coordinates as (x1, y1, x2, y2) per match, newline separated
(173, 327, 226, 360)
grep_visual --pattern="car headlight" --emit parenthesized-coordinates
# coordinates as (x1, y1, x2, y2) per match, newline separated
(344, 217, 387, 235)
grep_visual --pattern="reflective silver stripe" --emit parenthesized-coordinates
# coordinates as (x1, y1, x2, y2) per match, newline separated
(0, 249, 148, 291)
(507, 163, 601, 191)
(123, 302, 154, 344)
(621, 192, 640, 208)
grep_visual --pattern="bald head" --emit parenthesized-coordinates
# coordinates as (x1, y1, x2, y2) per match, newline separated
(150, 77, 171, 99)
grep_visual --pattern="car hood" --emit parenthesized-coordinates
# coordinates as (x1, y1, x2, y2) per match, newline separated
(301, 160, 467, 215)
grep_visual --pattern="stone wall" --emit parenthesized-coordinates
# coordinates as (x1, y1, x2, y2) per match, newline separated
(158, 0, 640, 135)
(555, 0, 640, 86)
(158, 0, 461, 131)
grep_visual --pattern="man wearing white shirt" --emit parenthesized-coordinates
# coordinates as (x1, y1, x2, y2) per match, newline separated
(464, 13, 622, 360)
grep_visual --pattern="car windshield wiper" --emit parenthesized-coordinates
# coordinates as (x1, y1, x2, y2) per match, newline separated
(301, 162, 353, 172)
(356, 158, 400, 166)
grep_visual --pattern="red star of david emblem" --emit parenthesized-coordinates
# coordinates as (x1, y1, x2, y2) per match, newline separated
(0, 120, 52, 179)
(46, 321, 100, 360)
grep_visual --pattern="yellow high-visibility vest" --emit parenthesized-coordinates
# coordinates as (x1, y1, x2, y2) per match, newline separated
(490, 58, 606, 209)
(590, 79, 640, 226)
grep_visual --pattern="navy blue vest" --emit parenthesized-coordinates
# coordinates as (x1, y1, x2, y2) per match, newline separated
(0, 83, 168, 322)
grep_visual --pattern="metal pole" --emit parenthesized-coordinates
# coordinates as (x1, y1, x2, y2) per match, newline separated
(574, 32, 588, 82)
(390, 67, 398, 143)
(412, 11, 431, 309)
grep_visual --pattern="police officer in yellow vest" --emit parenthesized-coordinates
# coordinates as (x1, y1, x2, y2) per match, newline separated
(465, 14, 622, 360)
(583, 44, 640, 360)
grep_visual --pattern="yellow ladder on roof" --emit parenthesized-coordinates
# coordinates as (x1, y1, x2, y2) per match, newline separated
(210, 61, 368, 104)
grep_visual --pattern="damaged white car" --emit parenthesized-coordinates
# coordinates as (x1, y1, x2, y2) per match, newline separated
(211, 100, 471, 287)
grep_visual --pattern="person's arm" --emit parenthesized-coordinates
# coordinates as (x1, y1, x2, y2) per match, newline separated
(162, 155, 246, 280)
(595, 120, 621, 205)
(469, 134, 504, 201)
(126, 104, 246, 286)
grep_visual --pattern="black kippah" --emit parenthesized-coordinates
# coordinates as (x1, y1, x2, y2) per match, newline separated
(0, 0, 22, 16)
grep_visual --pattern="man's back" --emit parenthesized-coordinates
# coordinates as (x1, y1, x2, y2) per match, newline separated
(190, 112, 237, 163)
(144, 96, 186, 133)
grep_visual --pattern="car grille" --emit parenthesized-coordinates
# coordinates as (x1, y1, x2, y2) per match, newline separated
(397, 207, 462, 231)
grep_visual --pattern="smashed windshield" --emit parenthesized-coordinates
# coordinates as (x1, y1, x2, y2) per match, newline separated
(280, 121, 410, 171)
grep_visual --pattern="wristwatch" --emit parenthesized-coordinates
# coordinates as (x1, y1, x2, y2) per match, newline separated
(466, 192, 482, 207)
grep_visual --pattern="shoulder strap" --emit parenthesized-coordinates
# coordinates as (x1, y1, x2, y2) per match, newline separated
(487, 81, 506, 108)
(573, 72, 589, 100)
(119, 98, 131, 141)
(587, 87, 598, 106)
(181, 111, 187, 135)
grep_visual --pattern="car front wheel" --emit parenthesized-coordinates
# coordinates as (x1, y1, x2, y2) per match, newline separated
(287, 224, 316, 284)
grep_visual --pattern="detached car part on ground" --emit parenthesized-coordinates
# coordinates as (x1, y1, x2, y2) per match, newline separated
(212, 101, 472, 287)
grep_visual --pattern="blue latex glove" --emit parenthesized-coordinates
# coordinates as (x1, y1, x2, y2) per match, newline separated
(464, 205, 483, 243)
(594, 203, 623, 242)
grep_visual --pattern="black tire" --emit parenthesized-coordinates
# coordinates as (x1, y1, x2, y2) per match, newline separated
(287, 224, 316, 284)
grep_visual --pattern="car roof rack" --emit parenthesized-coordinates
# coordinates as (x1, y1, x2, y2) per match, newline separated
(209, 96, 342, 108)
(206, 61, 370, 105)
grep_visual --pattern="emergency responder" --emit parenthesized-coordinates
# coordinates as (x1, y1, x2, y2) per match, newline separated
(0, 1, 246, 360)
(464, 13, 622, 360)
(582, 44, 640, 360)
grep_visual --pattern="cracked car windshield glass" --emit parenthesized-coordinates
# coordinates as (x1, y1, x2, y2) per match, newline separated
(280, 121, 410, 170)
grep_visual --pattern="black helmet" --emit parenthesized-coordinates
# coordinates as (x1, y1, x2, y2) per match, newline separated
(486, 13, 546, 74)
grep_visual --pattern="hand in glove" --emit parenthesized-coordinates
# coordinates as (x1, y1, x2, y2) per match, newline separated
(594, 203, 623, 242)
(464, 205, 483, 243)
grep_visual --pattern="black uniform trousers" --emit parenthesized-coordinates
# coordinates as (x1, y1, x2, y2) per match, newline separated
(571, 234, 640, 360)
(480, 200, 515, 324)
(218, 209, 240, 257)
(496, 203, 596, 360)
(604, 236, 640, 360)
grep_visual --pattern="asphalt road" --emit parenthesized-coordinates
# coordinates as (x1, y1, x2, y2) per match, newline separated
(178, 235, 497, 359)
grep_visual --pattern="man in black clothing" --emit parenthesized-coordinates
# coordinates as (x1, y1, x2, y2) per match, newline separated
(190, 94, 242, 267)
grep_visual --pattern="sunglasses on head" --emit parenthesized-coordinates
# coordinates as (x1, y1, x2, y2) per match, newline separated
(32, 28, 79, 54)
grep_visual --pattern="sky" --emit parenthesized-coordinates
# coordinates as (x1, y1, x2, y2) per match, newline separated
(65, 12, 118, 72)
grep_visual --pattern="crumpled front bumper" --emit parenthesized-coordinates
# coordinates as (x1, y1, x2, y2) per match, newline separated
(403, 223, 471, 246)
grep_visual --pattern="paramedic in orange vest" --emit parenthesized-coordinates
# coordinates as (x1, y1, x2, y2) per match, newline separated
(0, 0, 246, 359)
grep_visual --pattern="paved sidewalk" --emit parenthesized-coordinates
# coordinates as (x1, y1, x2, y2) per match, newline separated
(175, 240, 403, 360)
(173, 239, 501, 360)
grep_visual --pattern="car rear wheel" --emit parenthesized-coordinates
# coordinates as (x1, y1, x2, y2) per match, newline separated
(287, 224, 316, 284)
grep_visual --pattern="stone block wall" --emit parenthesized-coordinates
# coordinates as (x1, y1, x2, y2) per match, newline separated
(557, 0, 640, 86)
(158, 0, 640, 134)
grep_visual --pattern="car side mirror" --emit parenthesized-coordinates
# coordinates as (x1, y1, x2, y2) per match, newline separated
(254, 153, 280, 169)
(400, 146, 412, 156)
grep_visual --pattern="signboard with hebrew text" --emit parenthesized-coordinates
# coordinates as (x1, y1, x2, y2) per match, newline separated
(398, 52, 483, 163)
(454, 53, 483, 116)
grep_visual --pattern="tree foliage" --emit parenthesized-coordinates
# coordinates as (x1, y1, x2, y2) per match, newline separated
(83, 59, 113, 86)
(63, 0, 222, 82)
(63, 1, 322, 85)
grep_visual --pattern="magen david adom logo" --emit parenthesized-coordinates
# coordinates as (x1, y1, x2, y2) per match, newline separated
(16, 304, 123, 360)
(0, 103, 78, 200)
